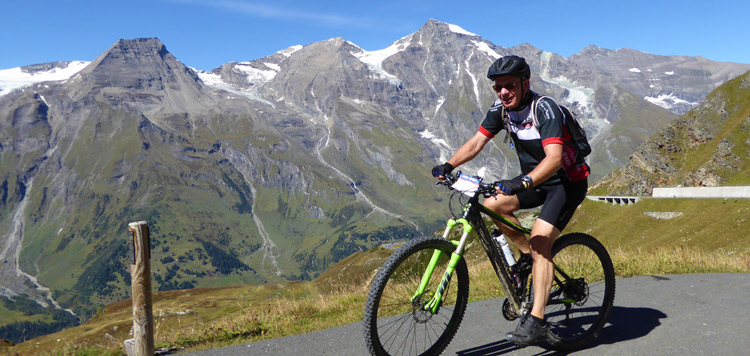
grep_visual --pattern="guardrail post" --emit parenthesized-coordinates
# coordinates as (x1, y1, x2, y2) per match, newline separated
(124, 221, 154, 356)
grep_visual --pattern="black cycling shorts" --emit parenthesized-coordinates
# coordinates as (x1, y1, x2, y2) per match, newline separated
(516, 178, 588, 231)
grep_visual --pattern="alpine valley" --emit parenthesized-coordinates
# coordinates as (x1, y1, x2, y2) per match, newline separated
(1, 19, 749, 338)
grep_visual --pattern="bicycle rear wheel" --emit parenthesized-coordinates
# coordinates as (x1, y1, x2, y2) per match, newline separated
(363, 236, 469, 356)
(545, 233, 615, 351)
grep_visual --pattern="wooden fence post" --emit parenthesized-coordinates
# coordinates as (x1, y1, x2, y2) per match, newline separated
(124, 221, 154, 356)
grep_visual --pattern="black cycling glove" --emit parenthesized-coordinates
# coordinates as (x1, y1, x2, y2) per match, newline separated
(497, 175, 533, 195)
(431, 162, 454, 178)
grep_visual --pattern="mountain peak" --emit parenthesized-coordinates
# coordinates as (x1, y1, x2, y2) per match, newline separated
(418, 19, 479, 38)
(77, 37, 200, 91)
(115, 37, 168, 55)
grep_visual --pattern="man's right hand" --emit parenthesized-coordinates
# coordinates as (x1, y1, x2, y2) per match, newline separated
(431, 162, 454, 179)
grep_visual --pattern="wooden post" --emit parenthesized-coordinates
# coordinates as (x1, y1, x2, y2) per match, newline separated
(124, 221, 154, 356)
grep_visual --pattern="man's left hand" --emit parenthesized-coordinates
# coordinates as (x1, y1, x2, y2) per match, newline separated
(497, 175, 533, 195)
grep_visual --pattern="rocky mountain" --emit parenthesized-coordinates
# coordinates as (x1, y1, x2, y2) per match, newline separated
(570, 45, 750, 114)
(592, 71, 750, 195)
(1, 19, 749, 334)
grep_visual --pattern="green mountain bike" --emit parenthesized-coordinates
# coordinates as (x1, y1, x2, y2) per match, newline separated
(363, 172, 615, 355)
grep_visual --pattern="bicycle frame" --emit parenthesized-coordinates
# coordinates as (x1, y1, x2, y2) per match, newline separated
(364, 172, 615, 355)
(412, 189, 532, 315)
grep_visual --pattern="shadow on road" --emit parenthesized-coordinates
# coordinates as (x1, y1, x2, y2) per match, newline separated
(456, 306, 667, 355)
(587, 306, 667, 347)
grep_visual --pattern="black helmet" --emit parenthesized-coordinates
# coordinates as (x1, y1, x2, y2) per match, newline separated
(487, 55, 530, 80)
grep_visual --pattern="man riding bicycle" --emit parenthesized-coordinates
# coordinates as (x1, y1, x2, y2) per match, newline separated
(431, 55, 589, 346)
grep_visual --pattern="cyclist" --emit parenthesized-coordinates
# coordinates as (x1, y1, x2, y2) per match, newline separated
(431, 55, 589, 346)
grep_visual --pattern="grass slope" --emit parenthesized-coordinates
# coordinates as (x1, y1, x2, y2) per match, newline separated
(4, 197, 749, 355)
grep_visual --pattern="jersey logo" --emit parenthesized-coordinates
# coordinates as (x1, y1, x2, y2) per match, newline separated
(510, 122, 541, 140)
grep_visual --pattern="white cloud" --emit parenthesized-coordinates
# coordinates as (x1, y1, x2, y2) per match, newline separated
(171, 0, 369, 27)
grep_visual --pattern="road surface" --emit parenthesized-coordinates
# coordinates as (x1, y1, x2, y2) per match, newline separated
(179, 273, 749, 355)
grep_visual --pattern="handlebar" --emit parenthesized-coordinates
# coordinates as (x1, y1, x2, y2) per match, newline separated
(437, 172, 499, 198)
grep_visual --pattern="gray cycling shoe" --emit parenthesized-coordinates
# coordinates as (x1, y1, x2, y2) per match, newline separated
(505, 314, 547, 346)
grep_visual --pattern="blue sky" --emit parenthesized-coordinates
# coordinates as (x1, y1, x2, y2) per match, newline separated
(2, 0, 748, 71)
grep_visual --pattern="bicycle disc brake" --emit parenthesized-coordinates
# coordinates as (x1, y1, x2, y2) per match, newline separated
(562, 278, 589, 305)
(411, 291, 440, 322)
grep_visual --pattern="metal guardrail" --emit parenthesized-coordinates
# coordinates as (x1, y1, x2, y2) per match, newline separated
(586, 196, 641, 206)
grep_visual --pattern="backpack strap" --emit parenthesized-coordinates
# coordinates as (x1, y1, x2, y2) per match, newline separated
(530, 94, 556, 131)
(532, 95, 540, 130)
(501, 103, 511, 144)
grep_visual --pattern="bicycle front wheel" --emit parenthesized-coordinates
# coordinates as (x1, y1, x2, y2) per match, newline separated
(545, 233, 616, 351)
(363, 236, 469, 356)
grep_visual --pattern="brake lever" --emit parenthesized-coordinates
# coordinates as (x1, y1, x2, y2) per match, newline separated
(436, 180, 452, 188)
(483, 182, 500, 198)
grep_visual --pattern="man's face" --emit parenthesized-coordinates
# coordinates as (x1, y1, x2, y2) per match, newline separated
(493, 76, 527, 109)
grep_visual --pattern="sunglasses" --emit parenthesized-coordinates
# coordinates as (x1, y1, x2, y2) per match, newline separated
(492, 82, 519, 92)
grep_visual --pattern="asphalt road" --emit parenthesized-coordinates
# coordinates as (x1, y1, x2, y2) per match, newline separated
(178, 273, 750, 356)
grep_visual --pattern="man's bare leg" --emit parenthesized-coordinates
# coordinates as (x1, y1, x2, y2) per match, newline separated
(505, 218, 561, 345)
(482, 195, 531, 254)
(528, 218, 560, 319)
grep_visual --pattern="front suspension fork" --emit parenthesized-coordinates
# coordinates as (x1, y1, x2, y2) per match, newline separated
(411, 218, 471, 313)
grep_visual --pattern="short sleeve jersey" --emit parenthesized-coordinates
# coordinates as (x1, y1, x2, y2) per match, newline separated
(478, 93, 567, 185)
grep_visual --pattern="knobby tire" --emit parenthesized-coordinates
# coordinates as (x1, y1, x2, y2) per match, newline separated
(545, 233, 616, 351)
(363, 236, 469, 356)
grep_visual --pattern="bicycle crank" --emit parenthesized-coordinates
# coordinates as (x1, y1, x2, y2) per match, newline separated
(501, 299, 530, 321)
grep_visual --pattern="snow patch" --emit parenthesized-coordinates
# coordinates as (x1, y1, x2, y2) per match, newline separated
(448, 24, 477, 37)
(263, 62, 281, 71)
(234, 62, 278, 83)
(629, 68, 642, 73)
(464, 55, 480, 103)
(433, 97, 446, 119)
(644, 93, 697, 110)
(419, 129, 450, 148)
(196, 70, 276, 107)
(541, 75, 595, 110)
(472, 40, 501, 60)
(352, 42, 404, 86)
(665, 71, 675, 75)
(279, 45, 303, 57)
(0, 61, 89, 96)
(38, 95, 49, 107)
(420, 129, 452, 162)
(538, 51, 607, 139)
